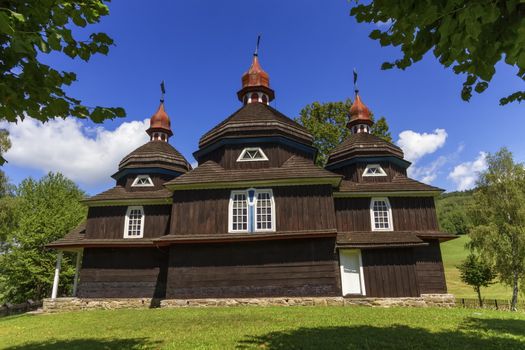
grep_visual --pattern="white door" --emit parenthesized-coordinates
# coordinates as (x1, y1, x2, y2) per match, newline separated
(339, 249, 365, 296)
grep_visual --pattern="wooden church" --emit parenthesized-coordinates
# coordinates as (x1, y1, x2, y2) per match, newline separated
(47, 49, 455, 301)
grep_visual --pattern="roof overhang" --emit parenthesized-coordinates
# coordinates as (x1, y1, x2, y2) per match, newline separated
(111, 167, 183, 180)
(194, 136, 317, 161)
(333, 190, 442, 198)
(82, 197, 173, 207)
(326, 156, 411, 171)
(165, 176, 342, 191)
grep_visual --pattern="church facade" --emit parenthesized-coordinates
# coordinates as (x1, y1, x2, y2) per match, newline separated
(48, 51, 455, 301)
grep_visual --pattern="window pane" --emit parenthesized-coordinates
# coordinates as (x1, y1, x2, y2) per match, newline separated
(372, 200, 390, 230)
(231, 193, 248, 232)
(255, 192, 273, 231)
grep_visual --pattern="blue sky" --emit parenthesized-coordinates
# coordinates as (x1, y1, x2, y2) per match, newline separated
(2, 0, 524, 195)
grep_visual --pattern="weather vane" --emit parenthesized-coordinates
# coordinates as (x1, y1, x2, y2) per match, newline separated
(160, 80, 166, 103)
(353, 68, 359, 94)
(254, 34, 261, 56)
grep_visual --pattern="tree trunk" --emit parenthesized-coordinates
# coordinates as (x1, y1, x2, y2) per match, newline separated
(511, 271, 519, 312)
(476, 287, 483, 307)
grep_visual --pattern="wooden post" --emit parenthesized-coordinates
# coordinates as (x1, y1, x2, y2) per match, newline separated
(72, 250, 83, 297)
(51, 251, 62, 299)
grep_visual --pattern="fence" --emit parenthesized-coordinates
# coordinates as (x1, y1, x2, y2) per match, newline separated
(456, 298, 525, 311)
(0, 300, 42, 317)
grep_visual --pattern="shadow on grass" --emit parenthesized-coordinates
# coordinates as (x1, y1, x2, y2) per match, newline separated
(237, 324, 525, 350)
(461, 317, 525, 337)
(4, 338, 156, 350)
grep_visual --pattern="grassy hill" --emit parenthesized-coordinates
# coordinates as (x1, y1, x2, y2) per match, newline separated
(1, 307, 525, 349)
(441, 235, 512, 300)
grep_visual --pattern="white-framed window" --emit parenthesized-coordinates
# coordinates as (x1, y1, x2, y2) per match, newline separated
(124, 206, 145, 238)
(370, 198, 393, 231)
(237, 147, 269, 162)
(362, 164, 387, 177)
(131, 175, 154, 187)
(229, 189, 275, 233)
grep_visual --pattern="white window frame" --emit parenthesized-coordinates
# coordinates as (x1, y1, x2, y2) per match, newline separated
(131, 175, 154, 187)
(236, 147, 269, 162)
(228, 188, 275, 233)
(370, 197, 393, 232)
(362, 164, 387, 177)
(228, 191, 249, 233)
(124, 206, 145, 238)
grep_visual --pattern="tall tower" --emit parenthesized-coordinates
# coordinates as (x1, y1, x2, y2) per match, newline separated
(146, 82, 173, 142)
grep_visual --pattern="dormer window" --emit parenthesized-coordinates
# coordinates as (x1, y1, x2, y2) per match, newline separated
(124, 206, 145, 238)
(131, 175, 154, 187)
(237, 147, 268, 162)
(363, 164, 387, 177)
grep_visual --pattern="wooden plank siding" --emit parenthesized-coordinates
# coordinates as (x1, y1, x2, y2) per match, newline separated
(361, 248, 420, 297)
(78, 247, 169, 298)
(85, 205, 171, 239)
(335, 197, 439, 232)
(414, 240, 447, 293)
(199, 143, 313, 169)
(165, 238, 340, 298)
(170, 185, 336, 235)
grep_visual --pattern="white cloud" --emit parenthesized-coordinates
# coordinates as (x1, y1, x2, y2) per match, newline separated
(374, 19, 393, 28)
(1, 117, 150, 186)
(410, 155, 447, 184)
(397, 129, 448, 164)
(448, 152, 487, 191)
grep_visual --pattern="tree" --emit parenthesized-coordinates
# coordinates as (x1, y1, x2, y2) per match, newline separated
(0, 129, 11, 183)
(458, 253, 496, 307)
(0, 173, 86, 303)
(296, 99, 392, 166)
(0, 1, 125, 134)
(436, 191, 474, 235)
(350, 1, 525, 105)
(468, 148, 525, 311)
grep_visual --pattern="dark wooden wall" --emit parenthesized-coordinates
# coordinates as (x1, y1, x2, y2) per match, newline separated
(117, 173, 176, 191)
(165, 238, 340, 298)
(170, 185, 336, 235)
(198, 143, 313, 169)
(86, 205, 171, 239)
(78, 247, 168, 298)
(414, 240, 447, 294)
(389, 197, 439, 231)
(332, 162, 407, 182)
(335, 197, 438, 232)
(361, 248, 420, 297)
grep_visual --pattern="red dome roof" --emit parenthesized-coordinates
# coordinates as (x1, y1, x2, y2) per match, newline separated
(241, 55, 270, 89)
(347, 93, 373, 128)
(147, 102, 173, 137)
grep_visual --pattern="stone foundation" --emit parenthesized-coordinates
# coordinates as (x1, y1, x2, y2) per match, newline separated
(43, 294, 454, 312)
(43, 297, 159, 312)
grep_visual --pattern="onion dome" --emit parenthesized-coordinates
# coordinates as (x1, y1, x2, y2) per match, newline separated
(146, 102, 173, 142)
(347, 92, 373, 134)
(237, 37, 275, 105)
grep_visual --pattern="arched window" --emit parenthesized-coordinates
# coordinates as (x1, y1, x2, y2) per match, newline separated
(250, 92, 259, 103)
(370, 198, 393, 231)
(261, 94, 268, 104)
(124, 206, 145, 238)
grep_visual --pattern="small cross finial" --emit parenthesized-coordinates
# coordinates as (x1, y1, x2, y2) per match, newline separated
(160, 80, 166, 103)
(254, 34, 261, 56)
(353, 68, 359, 94)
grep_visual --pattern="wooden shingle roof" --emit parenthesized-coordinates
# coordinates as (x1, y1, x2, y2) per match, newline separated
(337, 231, 427, 248)
(82, 186, 173, 206)
(199, 102, 313, 148)
(165, 156, 342, 190)
(336, 175, 443, 194)
(327, 133, 404, 167)
(118, 141, 191, 174)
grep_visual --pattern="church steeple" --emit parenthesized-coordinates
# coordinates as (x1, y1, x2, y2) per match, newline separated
(347, 71, 373, 134)
(237, 35, 275, 105)
(146, 81, 173, 142)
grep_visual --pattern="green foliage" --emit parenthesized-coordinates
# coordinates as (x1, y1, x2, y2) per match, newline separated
(468, 148, 525, 311)
(296, 99, 391, 166)
(458, 253, 496, 306)
(0, 172, 86, 303)
(435, 190, 474, 235)
(350, 1, 525, 105)
(0, 1, 125, 125)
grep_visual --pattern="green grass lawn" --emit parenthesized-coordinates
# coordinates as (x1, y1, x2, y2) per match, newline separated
(1, 307, 525, 349)
(441, 235, 512, 300)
